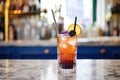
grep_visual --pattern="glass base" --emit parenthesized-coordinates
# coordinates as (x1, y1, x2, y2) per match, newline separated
(58, 64, 76, 74)
(58, 70, 76, 80)
(58, 64, 76, 80)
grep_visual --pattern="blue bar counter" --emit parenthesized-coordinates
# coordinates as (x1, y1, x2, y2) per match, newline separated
(0, 37, 120, 59)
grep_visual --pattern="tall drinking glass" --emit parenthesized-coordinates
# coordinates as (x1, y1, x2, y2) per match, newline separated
(57, 34, 77, 73)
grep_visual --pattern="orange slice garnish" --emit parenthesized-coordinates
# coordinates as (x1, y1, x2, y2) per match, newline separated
(68, 24, 82, 36)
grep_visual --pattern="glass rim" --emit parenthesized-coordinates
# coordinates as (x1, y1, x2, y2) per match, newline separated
(57, 34, 77, 37)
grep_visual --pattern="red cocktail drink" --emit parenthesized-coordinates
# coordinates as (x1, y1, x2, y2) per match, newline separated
(57, 34, 77, 72)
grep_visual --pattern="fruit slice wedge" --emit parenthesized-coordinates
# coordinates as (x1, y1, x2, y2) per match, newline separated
(68, 24, 82, 36)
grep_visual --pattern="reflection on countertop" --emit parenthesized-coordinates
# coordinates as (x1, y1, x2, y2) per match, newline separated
(0, 37, 120, 46)
(0, 60, 120, 80)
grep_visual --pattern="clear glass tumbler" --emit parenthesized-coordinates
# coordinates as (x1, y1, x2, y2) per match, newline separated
(57, 34, 77, 73)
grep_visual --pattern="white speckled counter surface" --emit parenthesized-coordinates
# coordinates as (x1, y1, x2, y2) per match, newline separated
(0, 60, 120, 80)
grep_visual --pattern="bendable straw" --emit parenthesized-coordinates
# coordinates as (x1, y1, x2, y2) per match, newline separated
(74, 17, 77, 32)
(51, 9, 59, 35)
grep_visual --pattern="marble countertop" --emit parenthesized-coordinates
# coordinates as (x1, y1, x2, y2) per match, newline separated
(0, 37, 120, 46)
(0, 59, 120, 80)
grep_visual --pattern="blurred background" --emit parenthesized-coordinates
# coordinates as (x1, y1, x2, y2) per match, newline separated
(0, 0, 119, 41)
(0, 0, 120, 59)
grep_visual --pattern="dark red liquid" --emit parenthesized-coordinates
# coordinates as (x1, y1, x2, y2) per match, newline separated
(60, 60, 74, 69)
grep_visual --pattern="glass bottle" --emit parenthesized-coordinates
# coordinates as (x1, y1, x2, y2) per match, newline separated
(13, 0, 21, 10)
(29, 0, 36, 12)
(50, 23, 57, 39)
(0, 0, 4, 12)
(40, 17, 50, 40)
(58, 16, 64, 33)
(22, 0, 29, 13)
(103, 21, 110, 36)
(110, 14, 119, 36)
(8, 23, 17, 41)
(0, 17, 4, 41)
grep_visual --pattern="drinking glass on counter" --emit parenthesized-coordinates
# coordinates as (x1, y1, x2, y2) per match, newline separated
(51, 9, 81, 73)
(57, 33, 77, 73)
